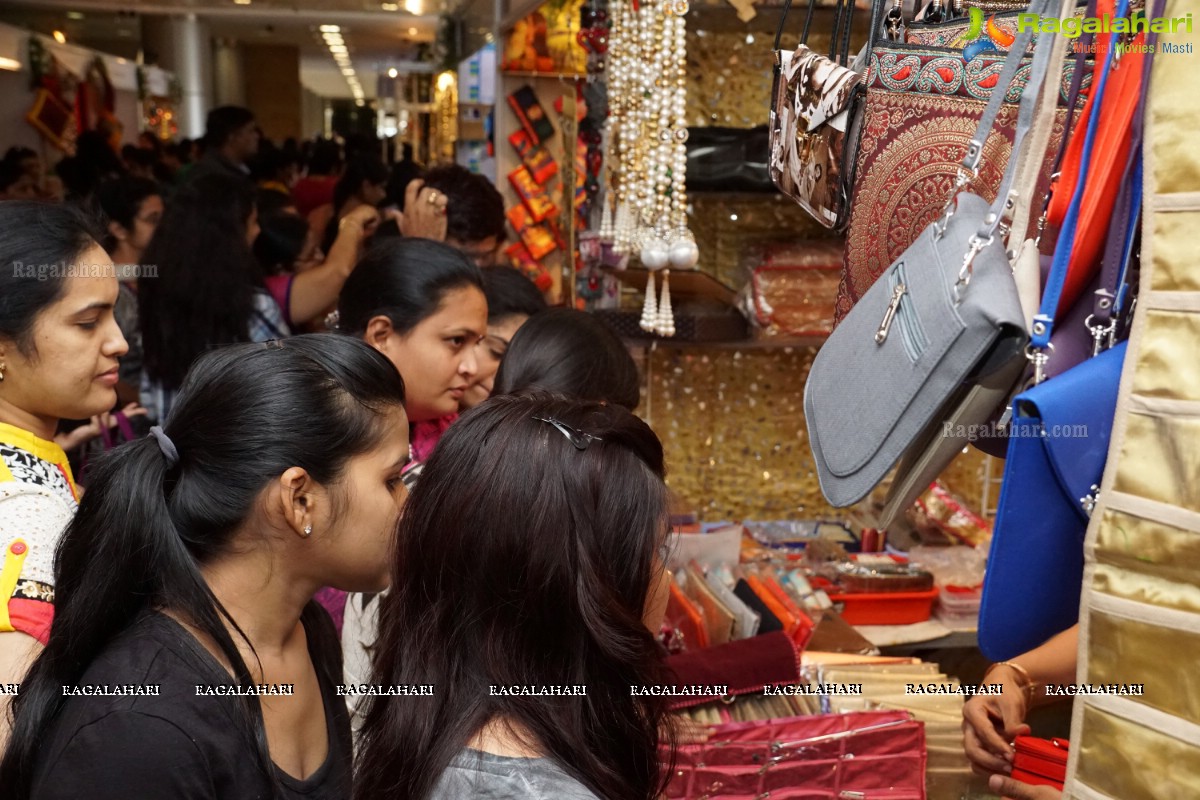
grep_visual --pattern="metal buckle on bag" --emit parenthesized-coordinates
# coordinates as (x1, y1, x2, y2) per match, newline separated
(1085, 314, 1116, 357)
(885, 0, 905, 41)
(953, 233, 993, 303)
(934, 171, 974, 241)
(1025, 343, 1054, 386)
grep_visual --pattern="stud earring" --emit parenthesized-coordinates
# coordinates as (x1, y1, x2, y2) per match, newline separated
(0, 361, 6, 382)
(302, 524, 312, 537)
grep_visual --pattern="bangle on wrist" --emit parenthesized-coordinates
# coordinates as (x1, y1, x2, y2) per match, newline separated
(984, 661, 1037, 709)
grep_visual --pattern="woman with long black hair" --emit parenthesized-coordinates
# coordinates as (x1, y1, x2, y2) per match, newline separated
(0, 334, 410, 799)
(354, 393, 676, 800)
(137, 171, 290, 422)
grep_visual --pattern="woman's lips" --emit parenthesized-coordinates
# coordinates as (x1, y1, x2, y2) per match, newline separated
(96, 368, 119, 386)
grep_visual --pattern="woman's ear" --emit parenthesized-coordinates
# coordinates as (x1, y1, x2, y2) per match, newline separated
(108, 220, 129, 242)
(364, 315, 397, 354)
(276, 466, 316, 539)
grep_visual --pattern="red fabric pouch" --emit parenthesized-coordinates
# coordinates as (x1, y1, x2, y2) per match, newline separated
(663, 710, 926, 799)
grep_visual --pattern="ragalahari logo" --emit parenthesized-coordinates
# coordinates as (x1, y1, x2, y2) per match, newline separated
(959, 6, 1017, 61)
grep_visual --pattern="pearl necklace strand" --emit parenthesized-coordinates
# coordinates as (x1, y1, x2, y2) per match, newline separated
(601, 0, 699, 336)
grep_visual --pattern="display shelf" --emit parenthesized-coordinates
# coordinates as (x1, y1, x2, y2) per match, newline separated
(496, 69, 578, 301)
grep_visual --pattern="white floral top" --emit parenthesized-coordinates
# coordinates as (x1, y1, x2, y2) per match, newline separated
(0, 422, 78, 644)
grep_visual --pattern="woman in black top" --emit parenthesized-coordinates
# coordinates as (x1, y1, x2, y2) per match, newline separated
(1, 334, 410, 800)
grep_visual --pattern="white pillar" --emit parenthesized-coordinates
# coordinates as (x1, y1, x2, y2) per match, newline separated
(144, 14, 212, 140)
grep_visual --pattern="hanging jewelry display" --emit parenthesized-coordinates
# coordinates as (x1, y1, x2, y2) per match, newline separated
(602, 0, 693, 336)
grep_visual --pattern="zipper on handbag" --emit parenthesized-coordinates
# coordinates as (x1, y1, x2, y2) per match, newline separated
(891, 263, 928, 360)
(875, 283, 907, 344)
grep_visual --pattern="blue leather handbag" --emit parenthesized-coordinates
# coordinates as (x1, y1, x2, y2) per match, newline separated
(978, 340, 1126, 661)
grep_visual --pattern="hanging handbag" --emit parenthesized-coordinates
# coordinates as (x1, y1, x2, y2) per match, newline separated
(835, 1, 1090, 322)
(768, 0, 877, 229)
(978, 0, 1159, 661)
(805, 0, 1058, 509)
(877, 0, 1079, 527)
(978, 344, 1127, 660)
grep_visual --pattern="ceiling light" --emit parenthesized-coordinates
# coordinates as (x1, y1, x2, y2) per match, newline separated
(404, 0, 420, 13)
(356, 99, 365, 106)
(0, 57, 21, 71)
(52, 30, 66, 43)
(233, 0, 251, 5)
(329, 45, 348, 54)
(320, 25, 340, 32)
(67, 11, 84, 19)
(323, 34, 343, 43)
(387, 67, 398, 78)
(381, 2, 399, 9)
(407, 27, 418, 35)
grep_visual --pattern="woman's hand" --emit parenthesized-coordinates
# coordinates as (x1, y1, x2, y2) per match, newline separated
(989, 774, 1062, 800)
(962, 665, 1031, 776)
(398, 178, 449, 241)
(340, 204, 381, 238)
(54, 403, 148, 451)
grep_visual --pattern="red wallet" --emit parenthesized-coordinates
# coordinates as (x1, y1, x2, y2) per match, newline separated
(1011, 736, 1069, 790)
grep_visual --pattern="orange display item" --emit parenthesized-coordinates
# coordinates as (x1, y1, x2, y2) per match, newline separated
(762, 575, 815, 649)
(824, 587, 940, 626)
(667, 581, 709, 651)
(507, 166, 557, 222)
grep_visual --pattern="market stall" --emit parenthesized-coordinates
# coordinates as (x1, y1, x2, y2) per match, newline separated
(482, 0, 1199, 797)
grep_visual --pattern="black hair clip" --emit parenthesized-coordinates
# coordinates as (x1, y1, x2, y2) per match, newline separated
(533, 415, 601, 451)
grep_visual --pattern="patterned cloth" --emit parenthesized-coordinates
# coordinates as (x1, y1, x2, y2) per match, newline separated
(0, 422, 78, 645)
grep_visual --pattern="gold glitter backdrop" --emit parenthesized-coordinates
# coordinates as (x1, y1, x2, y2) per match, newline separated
(640, 343, 989, 524)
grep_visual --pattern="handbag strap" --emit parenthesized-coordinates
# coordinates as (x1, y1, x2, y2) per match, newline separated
(957, 0, 1060, 243)
(774, 0, 851, 61)
(1007, 0, 1077, 249)
(1050, 0, 1101, 177)
(1030, 0, 1130, 351)
(1093, 0, 1165, 328)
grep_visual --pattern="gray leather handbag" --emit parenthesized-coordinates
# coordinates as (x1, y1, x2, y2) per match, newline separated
(804, 0, 1057, 508)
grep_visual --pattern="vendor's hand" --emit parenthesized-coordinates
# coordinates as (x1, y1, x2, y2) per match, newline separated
(962, 667, 1031, 776)
(399, 178, 449, 241)
(988, 774, 1062, 800)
